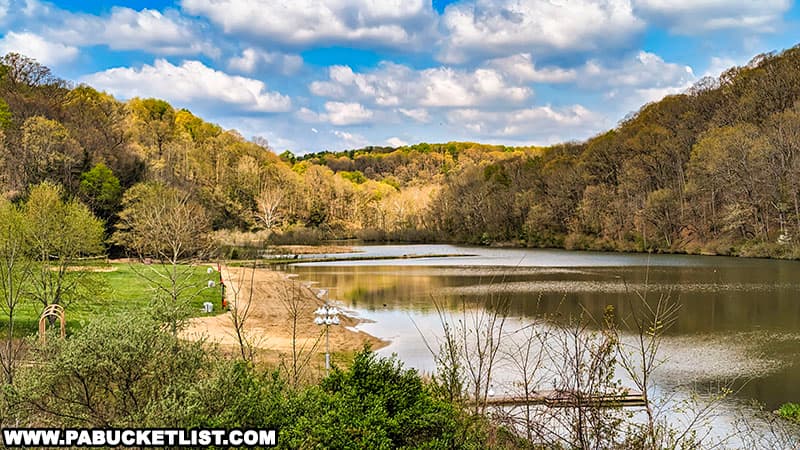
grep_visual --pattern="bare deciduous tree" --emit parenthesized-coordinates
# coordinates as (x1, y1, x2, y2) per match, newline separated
(733, 401, 800, 450)
(417, 299, 466, 406)
(418, 292, 510, 415)
(542, 307, 625, 449)
(278, 281, 323, 387)
(419, 272, 741, 449)
(461, 293, 510, 415)
(254, 185, 285, 231)
(616, 284, 681, 448)
(114, 183, 214, 334)
(0, 199, 30, 384)
(501, 319, 548, 442)
(223, 263, 262, 363)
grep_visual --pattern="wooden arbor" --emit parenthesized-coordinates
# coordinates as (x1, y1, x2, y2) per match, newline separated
(38, 304, 66, 344)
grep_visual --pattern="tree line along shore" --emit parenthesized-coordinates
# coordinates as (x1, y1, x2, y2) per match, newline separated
(1, 48, 800, 264)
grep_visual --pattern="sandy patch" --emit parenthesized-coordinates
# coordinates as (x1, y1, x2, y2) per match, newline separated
(182, 265, 386, 358)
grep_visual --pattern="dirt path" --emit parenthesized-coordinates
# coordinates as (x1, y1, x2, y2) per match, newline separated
(182, 265, 386, 359)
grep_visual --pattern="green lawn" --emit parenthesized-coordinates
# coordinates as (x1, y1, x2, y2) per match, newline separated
(1, 262, 224, 336)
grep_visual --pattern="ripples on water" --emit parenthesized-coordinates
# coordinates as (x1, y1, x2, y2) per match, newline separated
(289, 245, 800, 445)
(443, 280, 800, 294)
(646, 332, 792, 383)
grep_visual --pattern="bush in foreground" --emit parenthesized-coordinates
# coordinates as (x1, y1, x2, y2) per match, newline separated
(4, 313, 522, 449)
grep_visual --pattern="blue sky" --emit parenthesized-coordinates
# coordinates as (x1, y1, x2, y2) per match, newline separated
(1, 0, 799, 153)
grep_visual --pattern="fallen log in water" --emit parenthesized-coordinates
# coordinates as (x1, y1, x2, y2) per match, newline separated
(481, 389, 646, 408)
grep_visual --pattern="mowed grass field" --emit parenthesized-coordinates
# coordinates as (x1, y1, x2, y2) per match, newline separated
(2, 262, 224, 335)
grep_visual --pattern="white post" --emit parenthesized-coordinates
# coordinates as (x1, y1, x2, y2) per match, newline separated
(314, 289, 339, 376)
(325, 324, 330, 373)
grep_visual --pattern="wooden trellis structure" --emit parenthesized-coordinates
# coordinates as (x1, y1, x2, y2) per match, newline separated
(38, 304, 66, 344)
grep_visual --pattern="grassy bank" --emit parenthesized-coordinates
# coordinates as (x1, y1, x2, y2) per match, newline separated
(0, 262, 224, 335)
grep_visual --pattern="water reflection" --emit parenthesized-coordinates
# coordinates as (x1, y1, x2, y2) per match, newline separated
(286, 246, 800, 410)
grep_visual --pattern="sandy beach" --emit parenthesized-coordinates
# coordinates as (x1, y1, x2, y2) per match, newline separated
(182, 264, 386, 361)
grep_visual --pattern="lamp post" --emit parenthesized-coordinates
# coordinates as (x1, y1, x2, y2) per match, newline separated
(314, 298, 340, 374)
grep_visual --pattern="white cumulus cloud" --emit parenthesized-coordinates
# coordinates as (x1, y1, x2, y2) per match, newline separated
(310, 62, 531, 109)
(447, 105, 607, 139)
(0, 31, 78, 66)
(324, 101, 374, 125)
(16, 3, 216, 57)
(633, 0, 791, 34)
(485, 53, 577, 83)
(181, 0, 437, 49)
(228, 48, 303, 75)
(579, 51, 696, 107)
(333, 130, 368, 148)
(83, 59, 292, 113)
(386, 136, 408, 147)
(438, 0, 644, 63)
(397, 108, 430, 123)
(581, 51, 694, 88)
(298, 102, 375, 126)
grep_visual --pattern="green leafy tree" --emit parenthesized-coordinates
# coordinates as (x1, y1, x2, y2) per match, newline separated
(24, 182, 105, 312)
(128, 98, 176, 181)
(79, 163, 122, 221)
(340, 170, 367, 184)
(279, 150, 296, 164)
(129, 98, 175, 157)
(0, 99, 12, 129)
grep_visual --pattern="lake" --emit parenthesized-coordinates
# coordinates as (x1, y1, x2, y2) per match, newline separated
(284, 244, 800, 437)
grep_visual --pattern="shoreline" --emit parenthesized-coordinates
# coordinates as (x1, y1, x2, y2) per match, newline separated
(252, 252, 476, 265)
(284, 240, 800, 262)
(231, 246, 800, 270)
(182, 264, 387, 360)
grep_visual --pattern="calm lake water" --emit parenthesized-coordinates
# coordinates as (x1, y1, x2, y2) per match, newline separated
(285, 244, 800, 423)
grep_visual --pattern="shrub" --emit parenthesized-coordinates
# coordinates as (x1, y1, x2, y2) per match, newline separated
(12, 314, 211, 427)
(281, 349, 467, 449)
(778, 403, 800, 423)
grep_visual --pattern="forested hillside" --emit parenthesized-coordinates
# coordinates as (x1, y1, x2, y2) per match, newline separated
(2, 46, 800, 258)
(298, 46, 800, 258)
